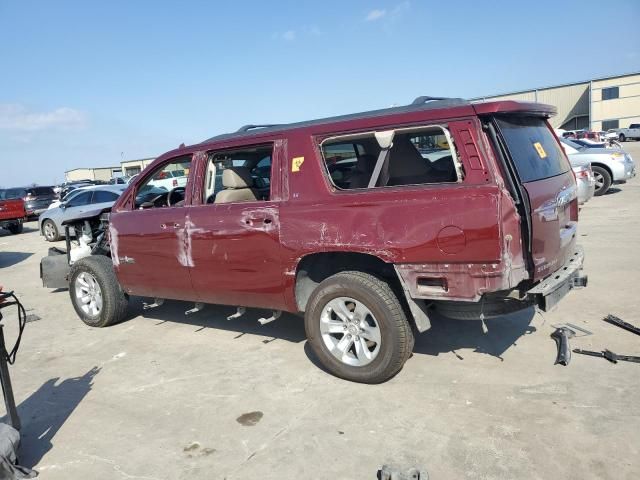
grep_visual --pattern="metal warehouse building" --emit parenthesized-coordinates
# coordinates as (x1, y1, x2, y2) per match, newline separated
(474, 71, 640, 132)
(65, 166, 121, 182)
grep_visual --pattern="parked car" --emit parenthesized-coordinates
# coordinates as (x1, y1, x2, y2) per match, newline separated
(38, 185, 126, 241)
(58, 180, 97, 199)
(568, 138, 607, 149)
(0, 186, 57, 218)
(610, 124, 640, 142)
(48, 184, 94, 210)
(0, 193, 26, 234)
(570, 159, 596, 205)
(560, 138, 636, 195)
(41, 97, 588, 383)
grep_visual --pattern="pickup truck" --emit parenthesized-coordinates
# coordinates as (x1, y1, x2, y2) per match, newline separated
(0, 196, 26, 234)
(40, 96, 588, 383)
(611, 124, 640, 142)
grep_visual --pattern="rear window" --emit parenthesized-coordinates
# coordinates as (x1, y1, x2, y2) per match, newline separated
(496, 117, 569, 183)
(27, 187, 54, 196)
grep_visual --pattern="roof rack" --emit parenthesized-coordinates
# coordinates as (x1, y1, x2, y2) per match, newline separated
(203, 96, 471, 144)
(411, 95, 468, 106)
(235, 124, 284, 133)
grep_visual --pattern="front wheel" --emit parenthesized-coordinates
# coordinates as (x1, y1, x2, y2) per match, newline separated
(592, 165, 612, 196)
(304, 271, 414, 384)
(69, 255, 129, 327)
(42, 219, 59, 242)
(619, 133, 626, 142)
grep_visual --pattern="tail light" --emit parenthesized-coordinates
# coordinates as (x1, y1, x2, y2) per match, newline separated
(573, 167, 590, 180)
(172, 179, 178, 187)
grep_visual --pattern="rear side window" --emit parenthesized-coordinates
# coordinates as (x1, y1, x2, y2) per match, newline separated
(496, 117, 569, 183)
(320, 125, 459, 190)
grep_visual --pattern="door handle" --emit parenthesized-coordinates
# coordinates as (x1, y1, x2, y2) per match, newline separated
(243, 217, 273, 226)
(160, 222, 181, 229)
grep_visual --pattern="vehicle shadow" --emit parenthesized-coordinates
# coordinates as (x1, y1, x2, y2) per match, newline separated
(604, 187, 622, 195)
(129, 298, 306, 343)
(0, 252, 33, 268)
(2, 366, 100, 468)
(412, 307, 537, 361)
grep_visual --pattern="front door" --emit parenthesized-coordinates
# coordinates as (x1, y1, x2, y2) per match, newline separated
(111, 155, 197, 300)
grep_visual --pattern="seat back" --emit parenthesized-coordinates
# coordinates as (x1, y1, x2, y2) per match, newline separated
(215, 167, 258, 204)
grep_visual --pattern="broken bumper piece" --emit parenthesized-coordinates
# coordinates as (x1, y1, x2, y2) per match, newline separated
(527, 246, 587, 311)
(40, 247, 71, 289)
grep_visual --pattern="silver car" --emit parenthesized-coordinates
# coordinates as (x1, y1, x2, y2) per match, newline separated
(38, 185, 125, 242)
(560, 138, 636, 196)
(570, 158, 595, 205)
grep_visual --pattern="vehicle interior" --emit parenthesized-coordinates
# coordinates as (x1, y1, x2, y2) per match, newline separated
(321, 126, 459, 190)
(203, 145, 273, 204)
(135, 155, 192, 208)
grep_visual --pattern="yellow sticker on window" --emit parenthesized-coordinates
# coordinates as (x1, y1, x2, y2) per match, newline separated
(533, 142, 547, 159)
(292, 156, 304, 172)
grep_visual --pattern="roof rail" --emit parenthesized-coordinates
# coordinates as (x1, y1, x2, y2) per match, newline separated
(411, 95, 469, 106)
(235, 124, 283, 133)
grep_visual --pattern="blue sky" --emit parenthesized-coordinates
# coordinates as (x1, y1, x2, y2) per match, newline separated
(1, 0, 639, 186)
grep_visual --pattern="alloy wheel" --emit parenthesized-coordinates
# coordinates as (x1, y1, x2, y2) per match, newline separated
(319, 296, 382, 367)
(74, 272, 103, 316)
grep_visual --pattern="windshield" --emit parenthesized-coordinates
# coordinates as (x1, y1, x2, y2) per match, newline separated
(496, 117, 571, 183)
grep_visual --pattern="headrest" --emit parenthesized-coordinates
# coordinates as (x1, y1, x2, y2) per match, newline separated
(222, 167, 253, 189)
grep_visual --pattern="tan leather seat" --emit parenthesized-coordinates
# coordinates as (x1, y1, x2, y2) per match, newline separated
(215, 167, 258, 204)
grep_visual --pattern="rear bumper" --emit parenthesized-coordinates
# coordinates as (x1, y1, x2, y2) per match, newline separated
(527, 246, 587, 311)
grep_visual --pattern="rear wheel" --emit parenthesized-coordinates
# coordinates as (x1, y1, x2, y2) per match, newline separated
(592, 165, 611, 196)
(69, 256, 128, 327)
(7, 222, 23, 234)
(304, 271, 414, 384)
(42, 219, 59, 242)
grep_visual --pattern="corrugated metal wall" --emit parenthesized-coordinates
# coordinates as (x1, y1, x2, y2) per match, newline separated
(475, 83, 589, 128)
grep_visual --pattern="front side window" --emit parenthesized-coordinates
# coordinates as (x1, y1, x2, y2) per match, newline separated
(93, 190, 120, 203)
(496, 116, 570, 183)
(320, 125, 459, 190)
(136, 155, 192, 208)
(202, 145, 273, 204)
(66, 191, 92, 207)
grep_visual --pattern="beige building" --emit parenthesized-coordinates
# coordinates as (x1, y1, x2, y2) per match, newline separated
(474, 71, 640, 132)
(120, 157, 155, 177)
(65, 166, 121, 182)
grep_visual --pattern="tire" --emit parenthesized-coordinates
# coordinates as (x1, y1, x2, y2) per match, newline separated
(434, 297, 533, 321)
(619, 133, 626, 142)
(69, 255, 129, 327)
(304, 271, 414, 384)
(7, 222, 23, 235)
(42, 219, 59, 242)
(592, 165, 612, 196)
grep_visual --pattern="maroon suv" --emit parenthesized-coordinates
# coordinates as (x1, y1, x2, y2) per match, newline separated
(45, 96, 587, 383)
